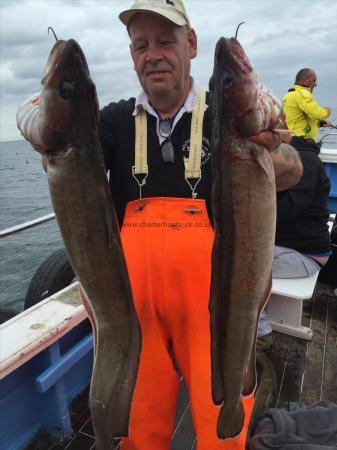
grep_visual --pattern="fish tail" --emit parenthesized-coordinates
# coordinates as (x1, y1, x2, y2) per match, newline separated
(211, 342, 224, 405)
(217, 401, 245, 439)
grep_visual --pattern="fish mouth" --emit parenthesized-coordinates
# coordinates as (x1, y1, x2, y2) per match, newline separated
(217, 37, 228, 52)
(42, 39, 89, 86)
(215, 37, 229, 60)
(215, 36, 248, 80)
(228, 38, 246, 63)
(213, 38, 234, 89)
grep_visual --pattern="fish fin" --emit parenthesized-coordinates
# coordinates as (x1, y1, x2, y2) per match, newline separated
(217, 401, 245, 439)
(243, 340, 257, 395)
(243, 306, 259, 395)
(41, 155, 48, 172)
(210, 237, 225, 405)
(251, 145, 275, 184)
(243, 274, 273, 396)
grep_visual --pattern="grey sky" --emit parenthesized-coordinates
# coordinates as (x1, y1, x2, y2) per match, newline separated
(1, 0, 336, 142)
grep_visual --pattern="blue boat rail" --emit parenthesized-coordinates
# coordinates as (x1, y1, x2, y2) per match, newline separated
(0, 211, 94, 450)
(0, 257, 93, 450)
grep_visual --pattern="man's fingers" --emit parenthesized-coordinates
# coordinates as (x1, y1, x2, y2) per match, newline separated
(248, 129, 294, 152)
(249, 131, 280, 152)
(273, 129, 294, 144)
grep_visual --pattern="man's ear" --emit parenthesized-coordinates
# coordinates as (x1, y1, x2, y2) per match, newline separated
(187, 28, 197, 60)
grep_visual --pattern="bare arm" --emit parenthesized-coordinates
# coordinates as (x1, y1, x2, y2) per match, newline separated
(248, 128, 303, 191)
(271, 143, 303, 191)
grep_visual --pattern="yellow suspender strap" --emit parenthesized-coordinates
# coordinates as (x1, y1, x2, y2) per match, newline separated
(132, 90, 206, 199)
(184, 90, 206, 198)
(133, 107, 148, 198)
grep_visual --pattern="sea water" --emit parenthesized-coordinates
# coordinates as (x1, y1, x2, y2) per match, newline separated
(0, 140, 62, 314)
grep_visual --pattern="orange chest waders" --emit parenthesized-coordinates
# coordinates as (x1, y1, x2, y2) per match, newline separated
(119, 91, 254, 449)
(120, 198, 254, 450)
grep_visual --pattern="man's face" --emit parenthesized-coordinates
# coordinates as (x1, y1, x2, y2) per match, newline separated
(129, 13, 197, 102)
(304, 71, 317, 92)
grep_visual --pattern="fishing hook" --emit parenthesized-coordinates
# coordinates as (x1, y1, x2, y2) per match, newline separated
(235, 22, 246, 39)
(48, 27, 58, 42)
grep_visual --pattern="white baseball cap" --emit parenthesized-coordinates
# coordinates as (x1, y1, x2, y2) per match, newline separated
(119, 0, 191, 28)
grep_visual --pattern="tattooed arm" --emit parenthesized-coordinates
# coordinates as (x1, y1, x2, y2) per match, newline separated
(266, 128, 303, 191)
(248, 128, 302, 191)
(271, 143, 303, 191)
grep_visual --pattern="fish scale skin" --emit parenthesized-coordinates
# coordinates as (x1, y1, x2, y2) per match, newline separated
(18, 39, 141, 449)
(209, 37, 280, 439)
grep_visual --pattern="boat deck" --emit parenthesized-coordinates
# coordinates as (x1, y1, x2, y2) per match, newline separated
(26, 281, 337, 450)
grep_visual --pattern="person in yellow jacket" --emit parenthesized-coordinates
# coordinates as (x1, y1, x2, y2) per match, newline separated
(283, 68, 331, 141)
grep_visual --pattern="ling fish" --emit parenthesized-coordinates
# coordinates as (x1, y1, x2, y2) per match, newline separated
(209, 35, 282, 439)
(17, 38, 141, 449)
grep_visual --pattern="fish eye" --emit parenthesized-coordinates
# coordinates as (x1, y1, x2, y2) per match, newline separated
(59, 81, 75, 100)
(221, 72, 233, 88)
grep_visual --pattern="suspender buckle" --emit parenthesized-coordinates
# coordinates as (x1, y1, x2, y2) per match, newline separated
(185, 175, 201, 199)
(132, 167, 148, 199)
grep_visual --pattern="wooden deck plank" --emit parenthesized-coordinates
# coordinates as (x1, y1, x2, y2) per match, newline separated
(269, 332, 296, 408)
(277, 337, 307, 405)
(265, 282, 336, 410)
(172, 380, 196, 449)
(300, 284, 329, 405)
(321, 285, 337, 404)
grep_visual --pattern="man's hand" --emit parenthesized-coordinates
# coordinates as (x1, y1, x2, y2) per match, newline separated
(324, 106, 331, 116)
(248, 129, 294, 152)
(321, 119, 332, 128)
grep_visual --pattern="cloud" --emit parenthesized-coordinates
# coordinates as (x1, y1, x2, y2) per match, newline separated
(1, 0, 337, 141)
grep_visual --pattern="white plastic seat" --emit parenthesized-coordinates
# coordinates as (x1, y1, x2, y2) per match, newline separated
(266, 213, 336, 341)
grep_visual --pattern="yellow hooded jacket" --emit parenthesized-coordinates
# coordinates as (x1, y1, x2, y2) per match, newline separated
(282, 85, 330, 140)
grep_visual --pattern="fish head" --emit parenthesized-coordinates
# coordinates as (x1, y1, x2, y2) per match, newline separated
(212, 37, 258, 119)
(39, 39, 98, 149)
(211, 37, 281, 136)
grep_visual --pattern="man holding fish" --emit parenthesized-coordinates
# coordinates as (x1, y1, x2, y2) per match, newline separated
(17, 0, 303, 448)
